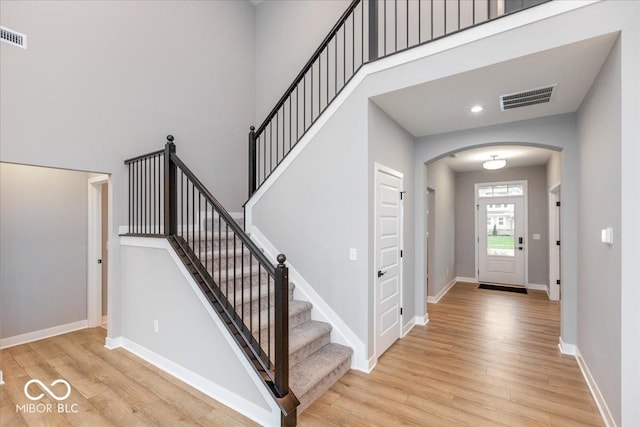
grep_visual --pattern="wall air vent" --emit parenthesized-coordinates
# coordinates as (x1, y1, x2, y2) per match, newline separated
(1, 26, 27, 49)
(500, 85, 556, 111)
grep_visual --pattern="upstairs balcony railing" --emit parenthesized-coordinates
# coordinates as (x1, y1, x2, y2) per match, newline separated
(248, 0, 548, 197)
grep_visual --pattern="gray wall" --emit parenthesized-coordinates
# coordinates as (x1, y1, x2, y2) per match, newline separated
(120, 245, 274, 422)
(368, 102, 416, 327)
(577, 38, 621, 425)
(454, 165, 549, 285)
(0, 0, 256, 338)
(254, 0, 350, 120)
(252, 83, 370, 356)
(546, 150, 562, 190)
(425, 160, 456, 297)
(0, 163, 90, 339)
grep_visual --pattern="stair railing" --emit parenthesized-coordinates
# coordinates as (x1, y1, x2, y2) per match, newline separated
(124, 136, 297, 425)
(248, 0, 549, 197)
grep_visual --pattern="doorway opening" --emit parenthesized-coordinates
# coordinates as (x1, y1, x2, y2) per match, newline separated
(88, 175, 110, 329)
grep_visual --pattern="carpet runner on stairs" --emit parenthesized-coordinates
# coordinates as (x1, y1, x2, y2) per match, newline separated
(189, 213, 352, 412)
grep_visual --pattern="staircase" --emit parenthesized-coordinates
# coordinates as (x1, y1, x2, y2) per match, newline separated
(123, 2, 550, 424)
(184, 213, 353, 412)
(124, 141, 352, 425)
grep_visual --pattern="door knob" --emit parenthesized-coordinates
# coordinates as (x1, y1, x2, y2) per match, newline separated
(377, 270, 387, 278)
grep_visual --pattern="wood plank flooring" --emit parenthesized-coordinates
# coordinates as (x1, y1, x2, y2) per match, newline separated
(299, 282, 603, 426)
(0, 282, 602, 426)
(0, 328, 257, 426)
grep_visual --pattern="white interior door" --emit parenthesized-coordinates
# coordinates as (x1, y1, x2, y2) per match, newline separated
(375, 165, 403, 357)
(478, 196, 525, 286)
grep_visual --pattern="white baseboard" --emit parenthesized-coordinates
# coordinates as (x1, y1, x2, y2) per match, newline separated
(526, 283, 548, 291)
(402, 314, 430, 338)
(0, 320, 88, 349)
(415, 313, 429, 326)
(119, 236, 281, 426)
(365, 356, 377, 373)
(427, 278, 456, 304)
(575, 347, 616, 427)
(247, 225, 368, 372)
(402, 319, 415, 337)
(107, 336, 276, 427)
(104, 336, 123, 350)
(456, 276, 478, 283)
(558, 336, 576, 356)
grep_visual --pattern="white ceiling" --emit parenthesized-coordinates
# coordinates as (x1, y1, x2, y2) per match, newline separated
(442, 145, 553, 172)
(371, 33, 618, 137)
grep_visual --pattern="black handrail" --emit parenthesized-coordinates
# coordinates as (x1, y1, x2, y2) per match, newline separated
(170, 152, 275, 276)
(248, 0, 550, 197)
(124, 136, 296, 425)
(255, 0, 361, 137)
(124, 148, 164, 165)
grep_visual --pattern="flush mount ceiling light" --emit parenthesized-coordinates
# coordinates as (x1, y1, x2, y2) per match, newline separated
(470, 105, 484, 113)
(483, 155, 507, 170)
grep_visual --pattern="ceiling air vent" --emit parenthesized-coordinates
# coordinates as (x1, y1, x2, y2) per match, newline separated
(1, 26, 27, 49)
(500, 85, 556, 111)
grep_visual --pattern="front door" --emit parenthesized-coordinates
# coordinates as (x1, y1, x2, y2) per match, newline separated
(375, 165, 403, 357)
(478, 192, 526, 286)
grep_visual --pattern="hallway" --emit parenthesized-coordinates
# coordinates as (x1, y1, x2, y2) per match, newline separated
(299, 282, 603, 426)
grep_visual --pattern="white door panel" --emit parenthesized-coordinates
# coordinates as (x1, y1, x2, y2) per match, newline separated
(376, 166, 403, 357)
(478, 195, 525, 286)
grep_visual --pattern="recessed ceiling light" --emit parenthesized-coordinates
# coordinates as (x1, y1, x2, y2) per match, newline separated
(470, 105, 484, 113)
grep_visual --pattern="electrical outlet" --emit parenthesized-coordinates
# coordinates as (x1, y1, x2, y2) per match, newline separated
(153, 320, 159, 333)
(349, 248, 357, 261)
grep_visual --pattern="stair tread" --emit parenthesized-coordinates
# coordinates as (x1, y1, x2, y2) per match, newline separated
(248, 299, 311, 333)
(290, 343, 353, 398)
(289, 320, 331, 354)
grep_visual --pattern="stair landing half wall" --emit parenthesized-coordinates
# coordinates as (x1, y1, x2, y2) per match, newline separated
(117, 225, 353, 424)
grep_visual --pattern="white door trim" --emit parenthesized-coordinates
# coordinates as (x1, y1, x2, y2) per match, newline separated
(88, 175, 109, 328)
(474, 180, 528, 286)
(373, 162, 404, 360)
(548, 183, 561, 300)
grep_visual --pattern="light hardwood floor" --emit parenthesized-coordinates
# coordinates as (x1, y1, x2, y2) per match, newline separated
(0, 282, 602, 426)
(299, 282, 603, 426)
(0, 328, 257, 426)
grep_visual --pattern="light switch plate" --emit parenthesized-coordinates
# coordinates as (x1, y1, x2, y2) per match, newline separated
(349, 248, 357, 261)
(533, 233, 541, 240)
(601, 227, 613, 246)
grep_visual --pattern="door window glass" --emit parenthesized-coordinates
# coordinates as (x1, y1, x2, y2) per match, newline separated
(486, 203, 515, 256)
(478, 184, 524, 198)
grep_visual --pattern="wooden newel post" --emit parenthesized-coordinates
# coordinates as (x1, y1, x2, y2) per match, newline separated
(368, 0, 379, 61)
(274, 253, 289, 398)
(248, 126, 257, 197)
(164, 135, 177, 236)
